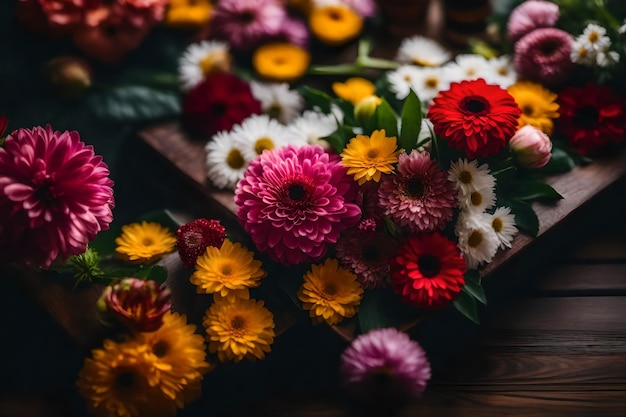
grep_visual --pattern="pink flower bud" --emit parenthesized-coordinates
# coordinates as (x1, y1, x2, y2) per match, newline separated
(507, 0, 560, 43)
(97, 278, 172, 333)
(509, 125, 552, 168)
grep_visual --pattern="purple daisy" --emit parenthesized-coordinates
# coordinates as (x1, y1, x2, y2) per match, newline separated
(234, 144, 361, 266)
(210, 0, 286, 51)
(335, 229, 398, 289)
(378, 150, 456, 233)
(514, 27, 574, 87)
(340, 328, 431, 401)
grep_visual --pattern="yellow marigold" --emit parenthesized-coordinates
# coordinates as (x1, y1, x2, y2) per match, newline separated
(164, 0, 212, 30)
(190, 239, 267, 301)
(115, 221, 176, 264)
(508, 81, 560, 136)
(135, 312, 212, 408)
(77, 339, 177, 417)
(252, 42, 311, 83)
(332, 77, 377, 105)
(297, 258, 363, 325)
(309, 5, 363, 46)
(340, 129, 402, 185)
(203, 297, 275, 362)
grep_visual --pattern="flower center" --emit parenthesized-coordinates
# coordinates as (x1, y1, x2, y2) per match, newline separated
(418, 254, 440, 278)
(230, 315, 245, 330)
(425, 77, 439, 89)
(361, 244, 381, 263)
(142, 237, 154, 246)
(212, 102, 227, 116)
(458, 170, 472, 184)
(288, 184, 306, 201)
(498, 67, 508, 76)
(199, 53, 219, 76)
(152, 341, 168, 358)
(468, 230, 483, 248)
(254, 137, 275, 155)
(522, 104, 534, 116)
(462, 96, 489, 115)
(405, 178, 425, 198)
(576, 105, 599, 129)
(115, 370, 135, 389)
(238, 10, 256, 24)
(588, 32, 599, 43)
(492, 217, 503, 233)
(323, 283, 337, 296)
(226, 149, 245, 169)
(539, 41, 558, 57)
(367, 148, 379, 159)
(327, 9, 343, 21)
(267, 103, 283, 120)
(470, 191, 482, 206)
(33, 172, 59, 205)
(221, 264, 233, 276)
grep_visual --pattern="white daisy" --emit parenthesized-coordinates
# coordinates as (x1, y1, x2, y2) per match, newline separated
(455, 212, 499, 269)
(396, 35, 451, 67)
(442, 54, 490, 83)
(458, 185, 496, 213)
(484, 55, 517, 88)
(571, 37, 597, 66)
(489, 206, 518, 249)
(412, 66, 451, 106)
(250, 81, 304, 124)
(178, 40, 230, 92)
(448, 158, 496, 194)
(205, 131, 249, 190)
(231, 114, 294, 161)
(387, 65, 421, 100)
(288, 110, 339, 149)
(581, 23, 612, 52)
(596, 47, 620, 67)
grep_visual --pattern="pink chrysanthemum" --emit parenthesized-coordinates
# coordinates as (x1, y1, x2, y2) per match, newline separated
(210, 0, 286, 50)
(270, 16, 309, 48)
(378, 150, 456, 233)
(0, 126, 114, 268)
(507, 0, 560, 43)
(514, 27, 574, 87)
(235, 144, 361, 265)
(340, 328, 431, 401)
(335, 229, 398, 289)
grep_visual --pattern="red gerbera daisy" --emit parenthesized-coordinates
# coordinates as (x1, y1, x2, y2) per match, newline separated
(557, 83, 626, 156)
(183, 72, 261, 137)
(427, 78, 521, 158)
(391, 232, 466, 310)
(177, 218, 227, 268)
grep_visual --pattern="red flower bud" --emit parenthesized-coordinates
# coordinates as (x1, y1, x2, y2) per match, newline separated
(177, 218, 227, 268)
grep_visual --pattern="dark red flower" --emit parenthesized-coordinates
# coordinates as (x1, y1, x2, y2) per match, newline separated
(16, 0, 100, 37)
(177, 218, 227, 268)
(183, 72, 262, 137)
(557, 83, 626, 156)
(391, 232, 466, 310)
(427, 79, 521, 158)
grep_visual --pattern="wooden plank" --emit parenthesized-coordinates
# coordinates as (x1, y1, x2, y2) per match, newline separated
(534, 264, 626, 294)
(478, 330, 626, 354)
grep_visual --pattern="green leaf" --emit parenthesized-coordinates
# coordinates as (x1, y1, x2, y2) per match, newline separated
(462, 269, 487, 305)
(453, 291, 480, 324)
(146, 265, 169, 284)
(399, 90, 422, 151)
(322, 125, 355, 154)
(512, 181, 563, 201)
(299, 86, 333, 113)
(87, 86, 181, 123)
(539, 147, 576, 175)
(509, 199, 540, 237)
(372, 98, 398, 137)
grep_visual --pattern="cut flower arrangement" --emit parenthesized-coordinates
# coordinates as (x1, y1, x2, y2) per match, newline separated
(2, 0, 626, 416)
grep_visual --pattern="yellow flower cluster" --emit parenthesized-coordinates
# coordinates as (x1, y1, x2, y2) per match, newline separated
(77, 312, 211, 417)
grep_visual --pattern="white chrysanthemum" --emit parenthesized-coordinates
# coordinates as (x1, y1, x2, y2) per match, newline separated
(288, 110, 339, 149)
(250, 81, 304, 124)
(387, 65, 421, 100)
(396, 35, 451, 67)
(489, 207, 518, 249)
(412, 66, 451, 105)
(484, 55, 517, 88)
(442, 54, 490, 83)
(458, 185, 496, 213)
(231, 114, 294, 161)
(448, 158, 496, 194)
(571, 37, 597, 65)
(581, 23, 612, 51)
(455, 212, 499, 269)
(206, 131, 250, 189)
(178, 40, 230, 92)
(596, 47, 620, 67)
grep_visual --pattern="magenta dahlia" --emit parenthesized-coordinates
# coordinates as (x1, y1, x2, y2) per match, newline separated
(234, 144, 361, 265)
(378, 150, 456, 233)
(209, 0, 286, 51)
(0, 126, 114, 268)
(335, 229, 398, 289)
(340, 327, 431, 403)
(427, 78, 521, 158)
(514, 27, 574, 87)
(506, 0, 560, 43)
